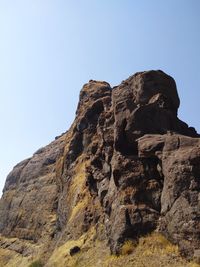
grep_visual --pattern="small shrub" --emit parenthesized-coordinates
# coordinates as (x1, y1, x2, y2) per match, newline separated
(120, 240, 136, 255)
(29, 260, 43, 267)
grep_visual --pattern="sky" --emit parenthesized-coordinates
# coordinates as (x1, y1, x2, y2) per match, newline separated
(0, 0, 200, 195)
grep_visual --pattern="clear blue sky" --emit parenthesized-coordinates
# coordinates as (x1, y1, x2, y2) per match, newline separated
(0, 0, 200, 195)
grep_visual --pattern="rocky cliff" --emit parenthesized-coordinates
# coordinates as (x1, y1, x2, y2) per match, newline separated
(0, 70, 200, 267)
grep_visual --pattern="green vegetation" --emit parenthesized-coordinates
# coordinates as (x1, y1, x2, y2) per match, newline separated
(28, 260, 43, 267)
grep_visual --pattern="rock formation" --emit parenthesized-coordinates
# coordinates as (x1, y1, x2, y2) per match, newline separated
(0, 70, 200, 266)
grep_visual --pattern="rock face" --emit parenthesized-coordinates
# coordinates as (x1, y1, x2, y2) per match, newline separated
(0, 70, 200, 265)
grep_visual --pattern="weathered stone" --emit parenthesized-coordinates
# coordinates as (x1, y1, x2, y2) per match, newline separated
(0, 70, 199, 264)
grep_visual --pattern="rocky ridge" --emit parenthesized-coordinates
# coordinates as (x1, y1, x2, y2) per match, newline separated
(0, 70, 200, 266)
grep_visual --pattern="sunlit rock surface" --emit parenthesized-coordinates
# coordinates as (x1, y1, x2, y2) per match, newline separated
(0, 70, 199, 266)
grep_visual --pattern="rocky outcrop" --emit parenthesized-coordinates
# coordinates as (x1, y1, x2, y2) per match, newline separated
(0, 70, 199, 265)
(138, 134, 200, 259)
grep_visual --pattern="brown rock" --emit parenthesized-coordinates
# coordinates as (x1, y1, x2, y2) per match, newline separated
(0, 70, 199, 264)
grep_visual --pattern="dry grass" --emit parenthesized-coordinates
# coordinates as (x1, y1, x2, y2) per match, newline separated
(45, 227, 96, 267)
(189, 264, 200, 267)
(0, 242, 41, 267)
(67, 157, 90, 223)
(120, 240, 137, 255)
(44, 230, 200, 267)
(138, 232, 179, 257)
(1, 227, 199, 267)
(55, 156, 64, 181)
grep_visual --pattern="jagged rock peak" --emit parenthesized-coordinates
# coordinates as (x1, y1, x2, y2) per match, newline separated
(77, 70, 180, 116)
(76, 80, 111, 116)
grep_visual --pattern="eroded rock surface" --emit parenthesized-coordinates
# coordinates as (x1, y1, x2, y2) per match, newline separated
(0, 70, 199, 265)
